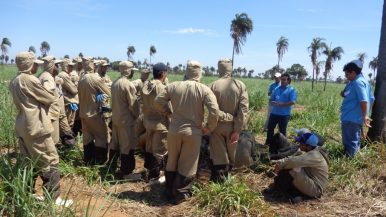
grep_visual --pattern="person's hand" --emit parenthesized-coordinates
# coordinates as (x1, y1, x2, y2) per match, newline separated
(271, 101, 280, 106)
(69, 103, 78, 111)
(230, 132, 240, 145)
(96, 92, 104, 103)
(55, 77, 63, 85)
(201, 127, 210, 135)
(364, 116, 372, 128)
(274, 163, 281, 174)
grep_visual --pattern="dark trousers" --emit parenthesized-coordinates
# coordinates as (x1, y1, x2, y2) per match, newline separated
(266, 114, 290, 152)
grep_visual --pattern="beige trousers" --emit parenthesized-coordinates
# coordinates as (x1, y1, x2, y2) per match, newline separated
(145, 129, 168, 162)
(111, 122, 136, 155)
(19, 134, 59, 172)
(209, 123, 237, 166)
(81, 115, 109, 148)
(166, 132, 201, 177)
(58, 96, 72, 135)
(65, 105, 76, 128)
(51, 118, 60, 144)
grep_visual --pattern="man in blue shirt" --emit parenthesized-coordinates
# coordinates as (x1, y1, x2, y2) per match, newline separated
(264, 72, 281, 131)
(341, 60, 374, 157)
(266, 73, 297, 153)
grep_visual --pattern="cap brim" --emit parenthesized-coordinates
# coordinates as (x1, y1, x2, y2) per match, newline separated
(54, 59, 63, 64)
(132, 67, 139, 71)
(34, 59, 44, 64)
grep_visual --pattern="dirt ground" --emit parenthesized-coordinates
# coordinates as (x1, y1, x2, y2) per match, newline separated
(35, 162, 386, 217)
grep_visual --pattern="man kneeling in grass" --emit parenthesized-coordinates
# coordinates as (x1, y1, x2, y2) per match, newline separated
(264, 132, 329, 203)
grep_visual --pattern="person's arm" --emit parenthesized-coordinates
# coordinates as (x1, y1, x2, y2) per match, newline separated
(154, 85, 173, 116)
(234, 83, 249, 133)
(27, 77, 57, 106)
(354, 81, 371, 127)
(203, 86, 220, 133)
(60, 74, 78, 95)
(97, 77, 111, 96)
(127, 84, 140, 119)
(271, 88, 297, 107)
(276, 151, 322, 170)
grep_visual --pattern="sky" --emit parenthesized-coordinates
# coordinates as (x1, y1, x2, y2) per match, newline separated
(0, 0, 383, 79)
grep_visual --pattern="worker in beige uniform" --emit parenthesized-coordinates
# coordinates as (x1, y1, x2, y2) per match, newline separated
(72, 57, 83, 137)
(9, 51, 72, 207)
(133, 69, 150, 150)
(78, 57, 111, 165)
(266, 132, 329, 202)
(110, 61, 140, 179)
(141, 63, 170, 181)
(155, 60, 220, 203)
(57, 59, 79, 132)
(39, 56, 62, 145)
(208, 58, 249, 182)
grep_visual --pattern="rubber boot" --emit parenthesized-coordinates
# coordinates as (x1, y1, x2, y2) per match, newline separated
(95, 146, 108, 165)
(164, 171, 176, 200)
(41, 166, 61, 200)
(83, 142, 95, 165)
(172, 172, 194, 204)
(61, 131, 76, 148)
(210, 164, 230, 183)
(107, 149, 119, 174)
(120, 150, 135, 176)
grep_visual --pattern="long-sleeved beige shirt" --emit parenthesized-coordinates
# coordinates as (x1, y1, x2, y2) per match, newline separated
(155, 80, 219, 135)
(10, 72, 56, 138)
(39, 71, 60, 120)
(111, 75, 139, 126)
(141, 79, 170, 131)
(78, 73, 111, 118)
(57, 71, 78, 104)
(209, 77, 249, 133)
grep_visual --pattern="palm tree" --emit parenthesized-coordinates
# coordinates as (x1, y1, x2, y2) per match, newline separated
(322, 44, 344, 91)
(308, 37, 326, 91)
(230, 13, 253, 68)
(127, 45, 136, 60)
(28, 46, 36, 53)
(276, 36, 289, 68)
(149, 45, 156, 65)
(1, 37, 12, 64)
(79, 52, 83, 58)
(315, 61, 325, 83)
(369, 56, 378, 80)
(40, 41, 50, 57)
(357, 52, 367, 63)
(368, 0, 386, 142)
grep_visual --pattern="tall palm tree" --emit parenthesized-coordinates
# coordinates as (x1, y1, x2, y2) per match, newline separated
(368, 0, 386, 142)
(230, 13, 253, 68)
(322, 44, 344, 91)
(149, 45, 156, 65)
(276, 36, 289, 69)
(357, 52, 367, 63)
(315, 60, 325, 83)
(1, 37, 12, 64)
(127, 45, 136, 60)
(28, 46, 36, 53)
(369, 56, 378, 79)
(308, 37, 326, 91)
(40, 41, 50, 57)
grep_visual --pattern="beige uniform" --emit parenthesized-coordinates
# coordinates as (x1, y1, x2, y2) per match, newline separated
(78, 57, 111, 164)
(57, 71, 78, 127)
(132, 78, 147, 148)
(142, 79, 170, 176)
(155, 60, 219, 199)
(111, 75, 139, 154)
(39, 71, 61, 144)
(276, 146, 329, 198)
(209, 59, 249, 173)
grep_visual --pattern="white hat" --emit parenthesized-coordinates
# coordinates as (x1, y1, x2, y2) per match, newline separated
(274, 72, 281, 78)
(350, 59, 363, 69)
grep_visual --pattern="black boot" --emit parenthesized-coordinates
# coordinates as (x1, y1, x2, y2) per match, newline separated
(210, 164, 230, 183)
(60, 131, 76, 148)
(94, 146, 108, 165)
(83, 142, 95, 165)
(41, 166, 61, 200)
(107, 149, 119, 174)
(120, 150, 136, 176)
(172, 172, 194, 204)
(164, 171, 176, 200)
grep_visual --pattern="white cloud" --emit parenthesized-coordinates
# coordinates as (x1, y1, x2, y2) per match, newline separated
(169, 27, 214, 35)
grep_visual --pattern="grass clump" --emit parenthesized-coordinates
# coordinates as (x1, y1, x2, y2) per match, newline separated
(192, 175, 274, 217)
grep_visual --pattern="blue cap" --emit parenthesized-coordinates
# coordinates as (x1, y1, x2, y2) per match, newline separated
(296, 133, 318, 147)
(153, 62, 168, 73)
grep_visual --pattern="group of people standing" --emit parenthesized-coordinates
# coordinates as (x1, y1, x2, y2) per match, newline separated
(9, 52, 249, 205)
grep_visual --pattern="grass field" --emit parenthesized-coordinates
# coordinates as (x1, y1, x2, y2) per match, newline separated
(0, 64, 385, 216)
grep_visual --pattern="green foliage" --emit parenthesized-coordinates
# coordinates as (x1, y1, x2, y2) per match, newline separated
(286, 63, 308, 80)
(192, 176, 273, 217)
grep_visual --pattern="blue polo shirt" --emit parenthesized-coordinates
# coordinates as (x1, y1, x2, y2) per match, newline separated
(270, 85, 297, 116)
(341, 73, 374, 125)
(268, 82, 280, 96)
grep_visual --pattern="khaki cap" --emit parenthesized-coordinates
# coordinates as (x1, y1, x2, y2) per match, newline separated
(218, 58, 232, 76)
(185, 60, 202, 81)
(16, 51, 43, 73)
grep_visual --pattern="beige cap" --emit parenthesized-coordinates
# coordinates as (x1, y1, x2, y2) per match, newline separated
(42, 56, 56, 72)
(119, 61, 135, 75)
(218, 58, 232, 77)
(16, 51, 43, 74)
(74, 57, 82, 63)
(68, 59, 76, 66)
(185, 60, 202, 81)
(274, 72, 281, 78)
(82, 56, 94, 73)
(100, 60, 110, 66)
(141, 68, 150, 74)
